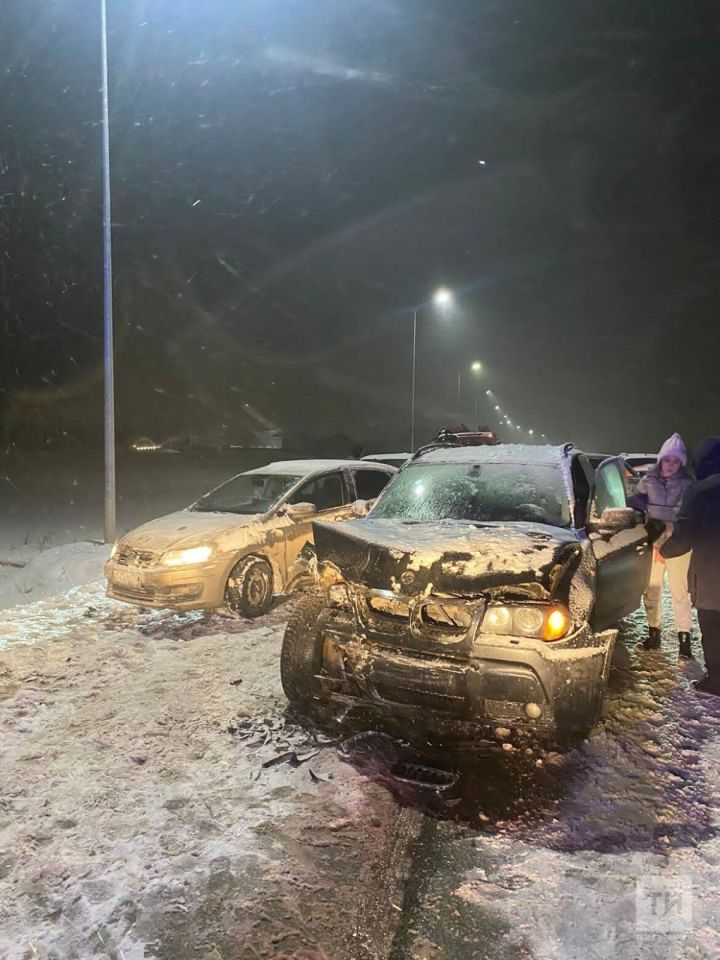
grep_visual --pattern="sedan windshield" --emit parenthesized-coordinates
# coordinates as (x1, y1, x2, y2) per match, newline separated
(372, 462, 570, 527)
(191, 473, 301, 515)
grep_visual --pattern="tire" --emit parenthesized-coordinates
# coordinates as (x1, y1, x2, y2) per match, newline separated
(280, 593, 328, 708)
(224, 556, 274, 618)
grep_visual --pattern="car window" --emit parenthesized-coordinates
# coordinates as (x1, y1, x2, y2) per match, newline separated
(191, 473, 301, 514)
(593, 462, 627, 515)
(371, 462, 571, 527)
(353, 469, 392, 501)
(288, 471, 345, 511)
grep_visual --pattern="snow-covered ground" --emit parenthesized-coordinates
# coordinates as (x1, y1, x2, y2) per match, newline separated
(0, 542, 111, 613)
(392, 606, 720, 959)
(2, 547, 720, 959)
(0, 578, 405, 960)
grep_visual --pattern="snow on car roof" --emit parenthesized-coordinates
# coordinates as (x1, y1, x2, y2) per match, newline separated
(244, 459, 391, 477)
(414, 443, 569, 466)
(362, 453, 412, 460)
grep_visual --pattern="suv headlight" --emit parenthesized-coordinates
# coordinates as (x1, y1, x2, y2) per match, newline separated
(482, 604, 571, 642)
(162, 545, 213, 566)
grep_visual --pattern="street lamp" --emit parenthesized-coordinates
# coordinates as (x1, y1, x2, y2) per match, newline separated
(456, 360, 482, 416)
(410, 287, 454, 450)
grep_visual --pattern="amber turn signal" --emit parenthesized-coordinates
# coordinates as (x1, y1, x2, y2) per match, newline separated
(542, 607, 570, 642)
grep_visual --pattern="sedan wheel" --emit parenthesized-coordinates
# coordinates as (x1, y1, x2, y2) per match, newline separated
(225, 557, 274, 618)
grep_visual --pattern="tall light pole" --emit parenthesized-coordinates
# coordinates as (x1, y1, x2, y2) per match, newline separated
(100, 0, 116, 543)
(456, 360, 482, 417)
(410, 287, 453, 451)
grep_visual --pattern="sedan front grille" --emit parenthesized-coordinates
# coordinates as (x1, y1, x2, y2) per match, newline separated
(111, 583, 158, 601)
(116, 548, 157, 568)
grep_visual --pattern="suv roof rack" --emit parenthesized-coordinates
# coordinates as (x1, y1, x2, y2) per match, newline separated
(411, 427, 501, 461)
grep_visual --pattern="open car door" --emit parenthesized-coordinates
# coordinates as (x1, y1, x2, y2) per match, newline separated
(591, 457, 651, 630)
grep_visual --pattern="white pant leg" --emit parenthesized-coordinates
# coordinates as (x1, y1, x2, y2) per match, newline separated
(666, 551, 693, 633)
(644, 549, 666, 629)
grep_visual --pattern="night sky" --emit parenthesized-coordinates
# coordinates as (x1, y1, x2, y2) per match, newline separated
(2, 0, 719, 454)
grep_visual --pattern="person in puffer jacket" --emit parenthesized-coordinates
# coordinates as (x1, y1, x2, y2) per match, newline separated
(629, 432, 694, 657)
(662, 437, 720, 694)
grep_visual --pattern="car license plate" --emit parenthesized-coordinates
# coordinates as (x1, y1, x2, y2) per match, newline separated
(112, 567, 142, 590)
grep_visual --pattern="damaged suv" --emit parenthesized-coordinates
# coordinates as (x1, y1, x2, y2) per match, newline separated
(280, 443, 651, 739)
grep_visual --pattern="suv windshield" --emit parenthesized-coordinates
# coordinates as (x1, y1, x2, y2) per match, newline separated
(372, 462, 570, 527)
(191, 473, 301, 515)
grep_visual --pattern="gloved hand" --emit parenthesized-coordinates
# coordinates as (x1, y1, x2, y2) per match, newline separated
(646, 518, 667, 545)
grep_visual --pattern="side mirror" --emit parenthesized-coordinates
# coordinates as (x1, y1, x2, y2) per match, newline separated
(284, 501, 317, 521)
(588, 506, 636, 535)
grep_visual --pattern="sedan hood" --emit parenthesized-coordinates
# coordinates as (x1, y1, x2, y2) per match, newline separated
(313, 518, 580, 597)
(120, 509, 265, 553)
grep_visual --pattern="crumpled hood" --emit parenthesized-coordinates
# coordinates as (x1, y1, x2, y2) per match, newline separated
(313, 518, 580, 596)
(119, 509, 264, 553)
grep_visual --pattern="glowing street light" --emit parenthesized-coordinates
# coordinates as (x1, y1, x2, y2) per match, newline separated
(410, 287, 454, 450)
(457, 359, 483, 416)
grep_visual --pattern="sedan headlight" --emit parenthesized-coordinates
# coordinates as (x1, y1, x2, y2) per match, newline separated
(482, 604, 571, 642)
(162, 545, 213, 566)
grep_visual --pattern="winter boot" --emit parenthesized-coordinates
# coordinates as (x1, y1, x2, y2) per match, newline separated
(678, 632, 693, 660)
(638, 627, 662, 651)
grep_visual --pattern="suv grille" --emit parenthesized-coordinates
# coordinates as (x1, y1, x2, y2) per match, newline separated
(361, 591, 483, 640)
(367, 595, 410, 622)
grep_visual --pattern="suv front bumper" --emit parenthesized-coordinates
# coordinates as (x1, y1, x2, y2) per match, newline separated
(317, 615, 616, 737)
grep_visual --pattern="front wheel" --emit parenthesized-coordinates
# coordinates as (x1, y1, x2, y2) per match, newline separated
(224, 556, 274, 618)
(280, 593, 328, 709)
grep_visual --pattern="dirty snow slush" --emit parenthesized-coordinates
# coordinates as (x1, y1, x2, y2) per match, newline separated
(1, 580, 720, 958)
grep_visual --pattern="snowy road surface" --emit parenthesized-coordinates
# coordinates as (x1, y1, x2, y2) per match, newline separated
(1, 566, 720, 958)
